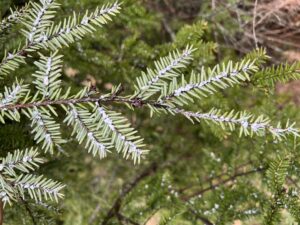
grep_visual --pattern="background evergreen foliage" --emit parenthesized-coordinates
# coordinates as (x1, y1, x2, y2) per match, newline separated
(1, 0, 300, 225)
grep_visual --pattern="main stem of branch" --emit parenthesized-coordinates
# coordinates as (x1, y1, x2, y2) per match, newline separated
(0, 95, 168, 111)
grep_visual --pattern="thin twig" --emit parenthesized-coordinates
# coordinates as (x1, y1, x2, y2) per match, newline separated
(89, 204, 101, 224)
(101, 162, 159, 225)
(253, 0, 259, 48)
(161, 17, 175, 41)
(116, 212, 140, 225)
(182, 167, 265, 201)
(178, 161, 253, 193)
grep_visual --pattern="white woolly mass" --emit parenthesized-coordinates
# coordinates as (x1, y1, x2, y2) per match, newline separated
(125, 138, 142, 156)
(99, 2, 120, 15)
(87, 132, 107, 157)
(0, 85, 22, 107)
(81, 17, 89, 25)
(95, 103, 142, 157)
(41, 56, 52, 96)
(31, 110, 53, 146)
(16, 181, 58, 194)
(28, 0, 53, 42)
(65, 2, 120, 35)
(177, 109, 298, 137)
(251, 123, 265, 132)
(7, 53, 14, 60)
(0, 191, 9, 203)
(182, 110, 263, 130)
(70, 108, 78, 119)
(270, 127, 299, 135)
(45, 57, 52, 76)
(70, 107, 109, 157)
(142, 47, 193, 90)
(96, 104, 115, 131)
(173, 67, 247, 97)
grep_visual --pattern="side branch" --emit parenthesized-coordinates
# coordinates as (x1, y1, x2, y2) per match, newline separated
(0, 96, 140, 111)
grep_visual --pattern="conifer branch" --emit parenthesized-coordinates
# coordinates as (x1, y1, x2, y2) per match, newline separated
(93, 103, 147, 164)
(0, 49, 27, 77)
(160, 59, 258, 105)
(252, 62, 300, 87)
(23, 0, 59, 42)
(34, 1, 121, 50)
(32, 51, 63, 99)
(0, 4, 30, 34)
(0, 149, 64, 206)
(0, 175, 15, 206)
(0, 148, 43, 176)
(264, 156, 291, 224)
(0, 1, 121, 77)
(0, 94, 147, 111)
(0, 81, 29, 108)
(135, 46, 195, 99)
(0, 93, 298, 140)
(1, 1, 300, 222)
(13, 174, 65, 202)
(64, 105, 112, 158)
(29, 108, 65, 153)
(168, 107, 299, 139)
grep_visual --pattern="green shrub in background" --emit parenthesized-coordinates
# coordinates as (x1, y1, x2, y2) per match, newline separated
(1, 1, 300, 225)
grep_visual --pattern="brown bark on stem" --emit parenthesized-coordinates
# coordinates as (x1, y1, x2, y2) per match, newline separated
(0, 200, 3, 225)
